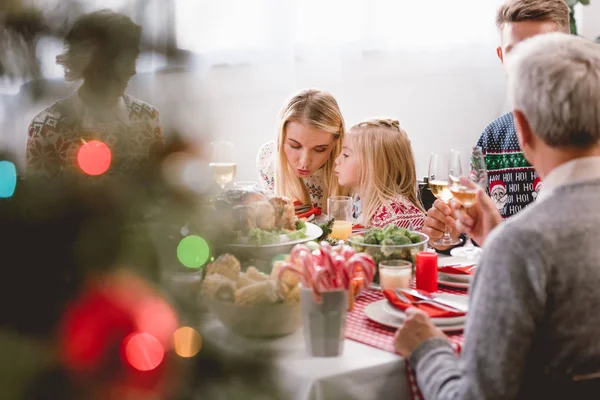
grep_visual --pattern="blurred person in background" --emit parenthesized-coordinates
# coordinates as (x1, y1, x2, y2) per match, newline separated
(25, 9, 163, 180)
(257, 88, 347, 212)
(423, 0, 571, 249)
(395, 32, 600, 399)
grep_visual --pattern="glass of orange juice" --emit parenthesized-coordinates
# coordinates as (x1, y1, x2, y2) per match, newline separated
(327, 196, 353, 240)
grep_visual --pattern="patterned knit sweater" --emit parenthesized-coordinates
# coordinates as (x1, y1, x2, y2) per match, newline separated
(256, 141, 325, 208)
(26, 92, 163, 180)
(476, 112, 539, 219)
(358, 196, 426, 231)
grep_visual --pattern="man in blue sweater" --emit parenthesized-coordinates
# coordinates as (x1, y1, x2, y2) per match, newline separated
(397, 31, 600, 400)
(423, 0, 571, 246)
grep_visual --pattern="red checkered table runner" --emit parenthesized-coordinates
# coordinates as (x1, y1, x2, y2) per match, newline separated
(345, 286, 467, 400)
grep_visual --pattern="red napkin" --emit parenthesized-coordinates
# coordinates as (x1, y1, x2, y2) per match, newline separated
(438, 265, 476, 275)
(352, 224, 365, 231)
(297, 207, 322, 219)
(383, 289, 465, 318)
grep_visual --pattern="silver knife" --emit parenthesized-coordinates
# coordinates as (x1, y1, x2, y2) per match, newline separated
(399, 288, 469, 313)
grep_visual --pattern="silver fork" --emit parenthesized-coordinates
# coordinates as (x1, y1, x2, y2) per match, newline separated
(394, 290, 462, 313)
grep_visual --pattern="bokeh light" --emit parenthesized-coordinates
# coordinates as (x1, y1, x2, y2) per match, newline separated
(77, 140, 112, 176)
(173, 327, 202, 358)
(177, 235, 210, 268)
(0, 161, 16, 198)
(135, 297, 178, 350)
(123, 332, 164, 372)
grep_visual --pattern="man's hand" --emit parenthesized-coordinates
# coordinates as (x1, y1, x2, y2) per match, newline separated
(394, 308, 447, 357)
(450, 177, 503, 246)
(422, 199, 461, 250)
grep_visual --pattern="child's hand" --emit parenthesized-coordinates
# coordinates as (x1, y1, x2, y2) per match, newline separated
(422, 199, 461, 250)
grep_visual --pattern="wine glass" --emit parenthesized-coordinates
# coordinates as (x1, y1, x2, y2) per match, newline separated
(209, 141, 236, 190)
(449, 147, 487, 260)
(428, 152, 461, 246)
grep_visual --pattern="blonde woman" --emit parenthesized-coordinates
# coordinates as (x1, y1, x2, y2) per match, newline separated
(257, 89, 345, 210)
(334, 118, 425, 230)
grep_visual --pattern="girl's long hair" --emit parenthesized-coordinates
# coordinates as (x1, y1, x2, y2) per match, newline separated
(274, 89, 346, 210)
(347, 118, 424, 225)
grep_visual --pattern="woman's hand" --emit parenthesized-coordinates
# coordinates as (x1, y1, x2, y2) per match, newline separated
(451, 177, 502, 246)
(422, 199, 461, 250)
(394, 308, 447, 357)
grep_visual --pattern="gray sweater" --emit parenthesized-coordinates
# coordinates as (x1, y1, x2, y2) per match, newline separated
(410, 179, 600, 399)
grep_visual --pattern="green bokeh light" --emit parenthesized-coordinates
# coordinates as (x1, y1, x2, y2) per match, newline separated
(177, 236, 210, 269)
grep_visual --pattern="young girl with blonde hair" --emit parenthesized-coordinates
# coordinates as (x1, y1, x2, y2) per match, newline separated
(257, 89, 346, 210)
(334, 118, 425, 229)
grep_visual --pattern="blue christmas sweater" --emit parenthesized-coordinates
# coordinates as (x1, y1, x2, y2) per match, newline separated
(476, 112, 540, 219)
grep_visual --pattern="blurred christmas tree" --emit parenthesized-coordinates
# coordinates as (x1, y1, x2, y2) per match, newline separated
(0, 2, 282, 399)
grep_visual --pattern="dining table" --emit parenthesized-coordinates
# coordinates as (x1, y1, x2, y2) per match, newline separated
(199, 255, 472, 400)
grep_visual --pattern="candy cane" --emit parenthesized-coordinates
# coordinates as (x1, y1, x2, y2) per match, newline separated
(311, 268, 331, 302)
(331, 254, 349, 289)
(319, 241, 332, 253)
(277, 262, 309, 288)
(346, 253, 376, 291)
(340, 245, 357, 261)
(290, 245, 316, 285)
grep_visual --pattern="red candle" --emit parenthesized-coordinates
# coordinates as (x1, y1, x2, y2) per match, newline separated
(416, 252, 438, 293)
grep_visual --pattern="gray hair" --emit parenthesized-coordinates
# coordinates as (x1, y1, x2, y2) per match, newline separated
(506, 32, 600, 148)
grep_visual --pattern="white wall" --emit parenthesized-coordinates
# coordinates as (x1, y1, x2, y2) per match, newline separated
(12, 2, 600, 184)
(196, 46, 506, 182)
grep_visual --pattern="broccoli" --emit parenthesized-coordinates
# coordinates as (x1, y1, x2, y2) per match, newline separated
(363, 230, 380, 245)
(373, 228, 385, 243)
(380, 238, 396, 256)
(398, 228, 409, 237)
(383, 224, 400, 238)
(390, 233, 412, 245)
(381, 238, 395, 247)
(348, 235, 366, 252)
(409, 233, 423, 244)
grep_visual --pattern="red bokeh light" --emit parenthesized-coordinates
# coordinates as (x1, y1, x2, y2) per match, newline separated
(59, 271, 177, 375)
(123, 332, 165, 372)
(60, 291, 136, 371)
(77, 140, 112, 176)
(135, 297, 179, 350)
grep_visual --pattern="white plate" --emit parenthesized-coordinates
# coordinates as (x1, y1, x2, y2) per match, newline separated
(364, 300, 465, 332)
(438, 272, 472, 283)
(438, 276, 470, 290)
(229, 222, 323, 248)
(437, 257, 476, 283)
(382, 301, 466, 326)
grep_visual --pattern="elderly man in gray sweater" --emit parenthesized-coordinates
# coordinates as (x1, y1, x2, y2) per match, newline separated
(394, 32, 600, 399)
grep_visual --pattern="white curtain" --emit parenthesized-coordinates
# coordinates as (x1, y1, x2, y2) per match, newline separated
(175, 0, 501, 63)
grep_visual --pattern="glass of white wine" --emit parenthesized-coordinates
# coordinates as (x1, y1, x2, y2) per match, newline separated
(448, 148, 487, 260)
(209, 141, 237, 190)
(428, 152, 461, 246)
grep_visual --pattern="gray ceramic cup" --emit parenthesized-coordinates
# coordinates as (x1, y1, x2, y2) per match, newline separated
(300, 287, 348, 357)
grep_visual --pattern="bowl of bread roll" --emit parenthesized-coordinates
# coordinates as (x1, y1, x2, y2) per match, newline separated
(201, 253, 302, 337)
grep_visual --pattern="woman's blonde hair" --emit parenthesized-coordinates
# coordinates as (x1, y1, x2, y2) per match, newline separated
(275, 89, 345, 209)
(347, 118, 424, 225)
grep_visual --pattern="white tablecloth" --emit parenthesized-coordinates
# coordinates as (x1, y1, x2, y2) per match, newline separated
(202, 317, 410, 400)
